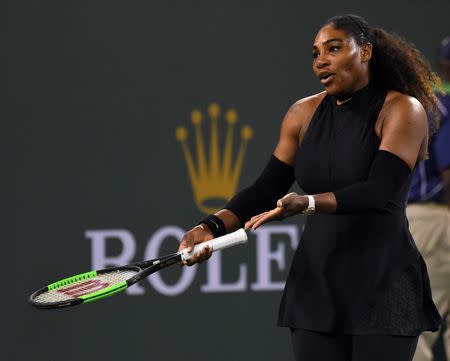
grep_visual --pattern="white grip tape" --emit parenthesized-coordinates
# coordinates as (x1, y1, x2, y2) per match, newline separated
(180, 228, 248, 261)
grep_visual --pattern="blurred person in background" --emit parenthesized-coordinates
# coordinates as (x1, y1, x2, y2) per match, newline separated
(407, 36, 450, 361)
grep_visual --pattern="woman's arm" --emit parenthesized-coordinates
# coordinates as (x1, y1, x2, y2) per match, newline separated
(220, 95, 324, 229)
(378, 94, 428, 168)
(246, 94, 428, 229)
(178, 96, 322, 264)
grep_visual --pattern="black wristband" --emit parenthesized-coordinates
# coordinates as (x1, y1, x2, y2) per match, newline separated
(198, 215, 226, 238)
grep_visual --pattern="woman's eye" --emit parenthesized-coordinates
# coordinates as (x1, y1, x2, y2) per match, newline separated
(329, 46, 340, 52)
(312, 52, 318, 59)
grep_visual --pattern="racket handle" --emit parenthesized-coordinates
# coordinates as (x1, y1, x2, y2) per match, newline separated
(180, 228, 248, 261)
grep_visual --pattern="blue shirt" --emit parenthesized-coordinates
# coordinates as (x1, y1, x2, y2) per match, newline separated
(408, 84, 450, 203)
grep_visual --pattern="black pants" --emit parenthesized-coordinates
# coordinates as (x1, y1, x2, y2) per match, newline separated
(290, 328, 418, 361)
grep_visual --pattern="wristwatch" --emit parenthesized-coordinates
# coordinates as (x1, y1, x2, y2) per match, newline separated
(302, 195, 316, 215)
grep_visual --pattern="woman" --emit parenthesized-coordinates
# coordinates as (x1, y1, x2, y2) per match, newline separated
(178, 14, 442, 361)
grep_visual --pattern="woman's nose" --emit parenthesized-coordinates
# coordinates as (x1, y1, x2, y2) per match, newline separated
(315, 55, 330, 69)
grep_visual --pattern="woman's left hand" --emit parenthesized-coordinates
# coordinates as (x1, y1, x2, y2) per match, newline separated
(244, 192, 308, 229)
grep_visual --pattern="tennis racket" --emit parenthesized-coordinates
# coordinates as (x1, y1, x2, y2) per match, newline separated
(30, 228, 248, 309)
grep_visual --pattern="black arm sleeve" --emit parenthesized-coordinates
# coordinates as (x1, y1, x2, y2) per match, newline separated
(225, 155, 295, 226)
(334, 150, 412, 213)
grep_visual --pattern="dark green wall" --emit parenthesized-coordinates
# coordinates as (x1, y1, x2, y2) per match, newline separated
(6, 1, 449, 360)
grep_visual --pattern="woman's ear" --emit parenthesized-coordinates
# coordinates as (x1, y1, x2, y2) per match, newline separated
(361, 42, 373, 63)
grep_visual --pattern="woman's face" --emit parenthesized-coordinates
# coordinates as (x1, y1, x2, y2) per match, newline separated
(312, 24, 371, 96)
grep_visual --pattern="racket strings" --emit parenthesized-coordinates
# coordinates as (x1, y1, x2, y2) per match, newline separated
(33, 270, 138, 303)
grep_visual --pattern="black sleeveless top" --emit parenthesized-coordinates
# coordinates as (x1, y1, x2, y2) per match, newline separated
(277, 84, 441, 335)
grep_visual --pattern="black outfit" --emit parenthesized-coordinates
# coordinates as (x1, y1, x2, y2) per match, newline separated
(277, 84, 441, 337)
(290, 328, 418, 361)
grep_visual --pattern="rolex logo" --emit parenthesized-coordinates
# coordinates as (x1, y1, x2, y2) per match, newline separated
(176, 103, 253, 214)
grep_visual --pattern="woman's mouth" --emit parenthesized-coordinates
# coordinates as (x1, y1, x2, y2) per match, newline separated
(319, 72, 335, 85)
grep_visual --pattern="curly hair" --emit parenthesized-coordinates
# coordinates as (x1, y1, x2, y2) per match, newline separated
(325, 14, 442, 132)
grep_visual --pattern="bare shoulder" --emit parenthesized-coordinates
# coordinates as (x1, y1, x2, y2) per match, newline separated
(383, 91, 427, 119)
(378, 90, 428, 136)
(289, 91, 327, 120)
(273, 91, 327, 165)
(282, 91, 327, 135)
(378, 90, 429, 164)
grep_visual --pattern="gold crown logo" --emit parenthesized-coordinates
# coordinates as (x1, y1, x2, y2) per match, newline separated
(176, 103, 253, 214)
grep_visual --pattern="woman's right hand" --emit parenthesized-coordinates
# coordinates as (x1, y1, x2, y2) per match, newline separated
(245, 192, 309, 229)
(178, 224, 214, 266)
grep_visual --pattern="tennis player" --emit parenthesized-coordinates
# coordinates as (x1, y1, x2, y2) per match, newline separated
(179, 15, 442, 361)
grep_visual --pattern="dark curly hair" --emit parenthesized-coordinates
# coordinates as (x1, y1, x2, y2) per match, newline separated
(325, 14, 442, 132)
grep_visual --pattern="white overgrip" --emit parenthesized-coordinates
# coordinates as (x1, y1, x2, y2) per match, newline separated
(180, 228, 248, 261)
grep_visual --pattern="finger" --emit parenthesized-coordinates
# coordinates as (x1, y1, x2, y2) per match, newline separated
(185, 244, 201, 266)
(179, 238, 194, 253)
(185, 252, 200, 266)
(197, 246, 213, 264)
(269, 207, 281, 215)
(252, 208, 283, 229)
(204, 245, 213, 260)
(251, 214, 272, 229)
(186, 245, 211, 266)
(245, 216, 262, 229)
(252, 211, 276, 228)
(250, 212, 268, 221)
(185, 235, 195, 253)
(177, 240, 186, 253)
(245, 212, 269, 228)
(179, 240, 196, 266)
(245, 218, 256, 229)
